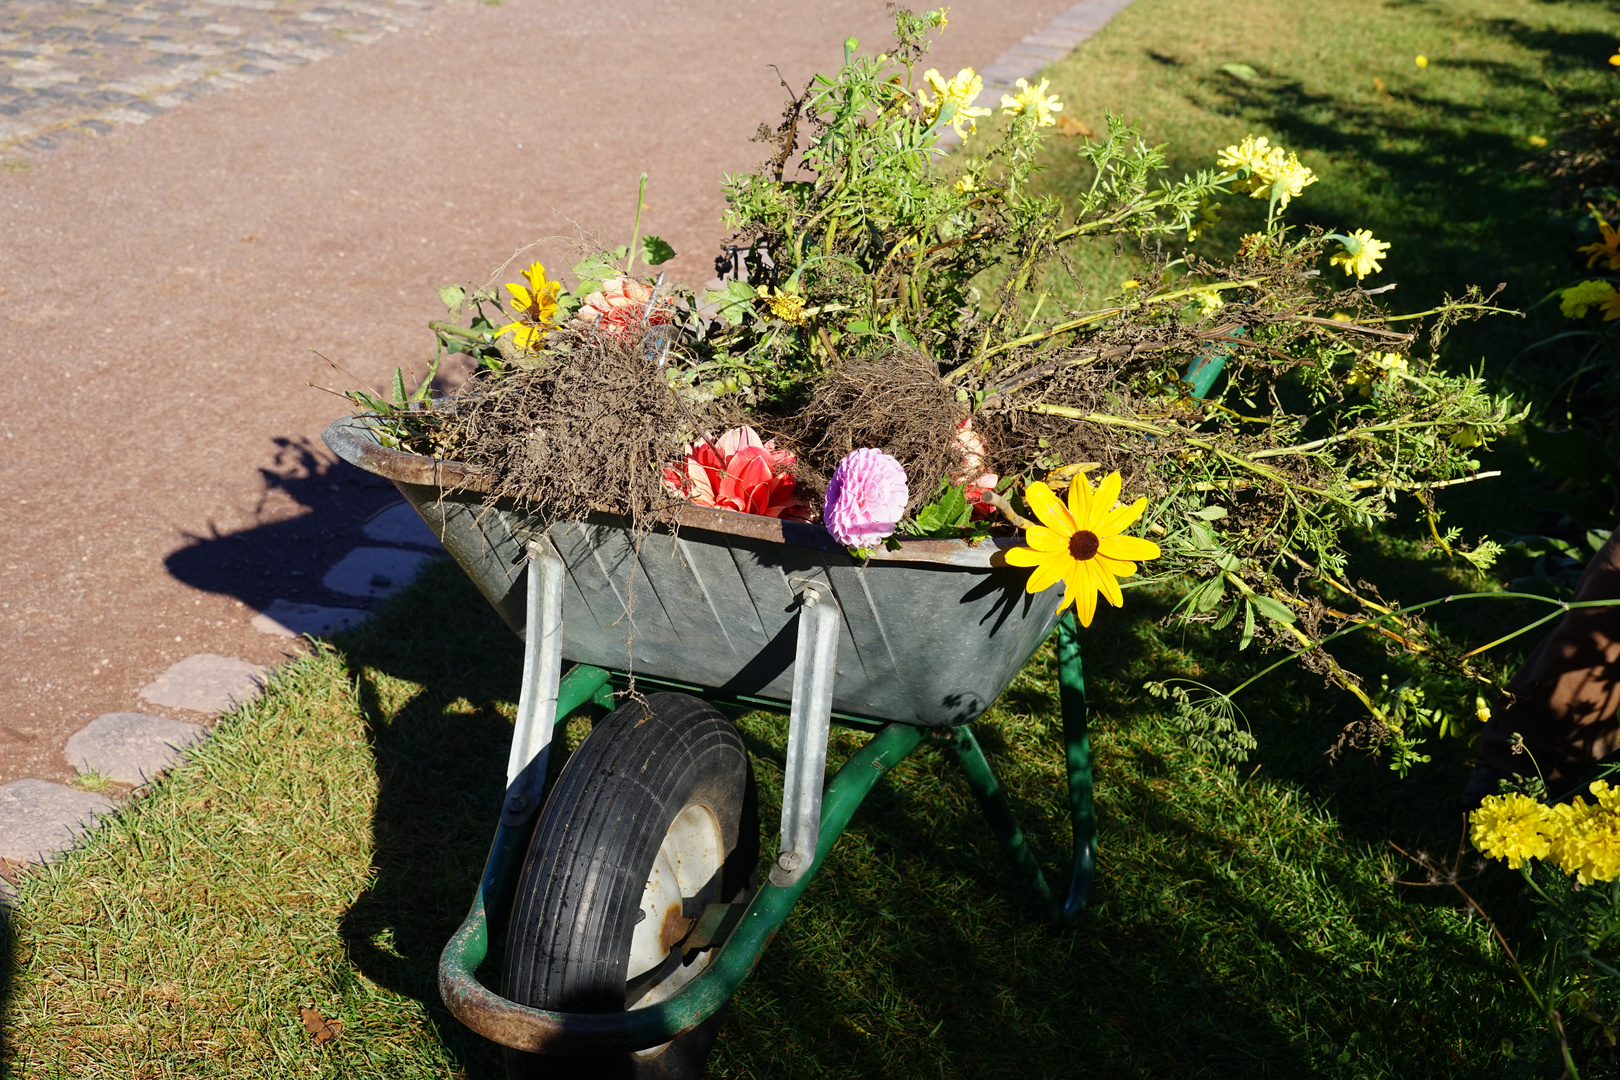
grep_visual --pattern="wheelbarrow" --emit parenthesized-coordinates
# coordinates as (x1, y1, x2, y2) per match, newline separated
(324, 415, 1105, 1078)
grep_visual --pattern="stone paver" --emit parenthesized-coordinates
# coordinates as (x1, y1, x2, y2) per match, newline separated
(250, 597, 369, 637)
(362, 501, 442, 548)
(0, 779, 115, 863)
(321, 546, 436, 598)
(63, 711, 206, 784)
(0, 0, 434, 159)
(139, 653, 267, 713)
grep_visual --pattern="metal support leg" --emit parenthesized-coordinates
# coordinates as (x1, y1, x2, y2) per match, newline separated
(770, 582, 841, 887)
(1056, 610, 1096, 920)
(501, 537, 566, 829)
(948, 725, 1056, 915)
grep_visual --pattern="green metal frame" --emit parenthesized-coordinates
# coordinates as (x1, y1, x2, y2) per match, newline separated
(437, 609, 1095, 1053)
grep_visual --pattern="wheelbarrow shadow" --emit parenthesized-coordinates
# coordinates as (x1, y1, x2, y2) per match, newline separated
(327, 560, 524, 1079)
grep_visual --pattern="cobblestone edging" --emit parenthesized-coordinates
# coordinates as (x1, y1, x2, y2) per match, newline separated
(0, 0, 436, 161)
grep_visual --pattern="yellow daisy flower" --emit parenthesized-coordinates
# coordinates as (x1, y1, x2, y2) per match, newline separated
(1217, 135, 1316, 208)
(920, 67, 992, 138)
(1469, 792, 1555, 869)
(495, 261, 562, 350)
(999, 77, 1063, 126)
(1345, 352, 1408, 396)
(1578, 219, 1620, 270)
(755, 285, 808, 326)
(1329, 229, 1391, 280)
(1003, 472, 1162, 627)
(1547, 791, 1620, 885)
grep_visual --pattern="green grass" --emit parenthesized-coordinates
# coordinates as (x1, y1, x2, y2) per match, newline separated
(1029, 0, 1615, 401)
(0, 560, 1550, 1078)
(5, 0, 1614, 1076)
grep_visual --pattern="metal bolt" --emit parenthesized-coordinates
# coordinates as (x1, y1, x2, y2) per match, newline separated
(776, 851, 802, 873)
(506, 793, 528, 813)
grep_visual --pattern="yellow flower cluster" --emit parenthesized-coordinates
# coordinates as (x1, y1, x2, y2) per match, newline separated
(919, 67, 992, 139)
(1559, 279, 1620, 320)
(1472, 782, 1620, 885)
(1217, 135, 1318, 210)
(1345, 351, 1408, 396)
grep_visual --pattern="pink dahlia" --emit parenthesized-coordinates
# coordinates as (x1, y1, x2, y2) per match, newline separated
(824, 448, 909, 549)
(663, 426, 812, 520)
(950, 416, 1000, 519)
(577, 276, 672, 342)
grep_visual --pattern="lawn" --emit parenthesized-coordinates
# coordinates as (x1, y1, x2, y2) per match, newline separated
(5, 0, 1617, 1076)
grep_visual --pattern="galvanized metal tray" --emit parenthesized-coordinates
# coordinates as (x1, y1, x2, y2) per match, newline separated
(323, 415, 1063, 726)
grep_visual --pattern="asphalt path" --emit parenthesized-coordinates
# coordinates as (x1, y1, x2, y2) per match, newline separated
(1, 0, 1081, 787)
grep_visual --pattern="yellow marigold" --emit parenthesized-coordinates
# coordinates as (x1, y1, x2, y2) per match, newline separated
(1345, 352, 1408, 396)
(756, 285, 808, 326)
(1217, 134, 1276, 176)
(1193, 291, 1225, 316)
(1329, 229, 1391, 280)
(1216, 135, 1317, 208)
(1000, 77, 1063, 126)
(919, 67, 992, 139)
(1469, 793, 1556, 869)
(1578, 220, 1620, 271)
(1548, 791, 1620, 885)
(1559, 279, 1618, 319)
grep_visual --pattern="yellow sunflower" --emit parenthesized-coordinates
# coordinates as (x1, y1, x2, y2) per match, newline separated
(496, 261, 562, 350)
(1004, 472, 1161, 627)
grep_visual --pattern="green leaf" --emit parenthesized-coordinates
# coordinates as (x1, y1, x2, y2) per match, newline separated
(437, 285, 466, 312)
(572, 247, 631, 295)
(907, 479, 973, 538)
(845, 320, 876, 337)
(1239, 600, 1256, 651)
(1212, 601, 1239, 631)
(1192, 505, 1228, 520)
(1250, 595, 1297, 624)
(639, 236, 676, 266)
(1219, 62, 1259, 82)
(1193, 575, 1226, 613)
(390, 367, 408, 408)
(702, 279, 759, 326)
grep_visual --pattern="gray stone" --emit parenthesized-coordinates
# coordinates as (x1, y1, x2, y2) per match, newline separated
(362, 502, 443, 548)
(0, 780, 115, 864)
(64, 712, 208, 785)
(140, 653, 267, 714)
(251, 598, 369, 638)
(321, 546, 436, 599)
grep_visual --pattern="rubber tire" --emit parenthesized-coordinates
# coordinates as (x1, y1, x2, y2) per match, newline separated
(502, 692, 759, 1080)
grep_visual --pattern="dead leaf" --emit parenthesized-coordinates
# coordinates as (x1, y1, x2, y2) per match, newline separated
(300, 1007, 342, 1046)
(1056, 116, 1095, 138)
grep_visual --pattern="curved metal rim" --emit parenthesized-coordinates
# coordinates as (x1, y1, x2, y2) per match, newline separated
(322, 414, 1022, 569)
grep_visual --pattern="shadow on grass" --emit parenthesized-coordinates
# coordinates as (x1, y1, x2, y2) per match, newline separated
(329, 560, 524, 1079)
(317, 547, 1545, 1077)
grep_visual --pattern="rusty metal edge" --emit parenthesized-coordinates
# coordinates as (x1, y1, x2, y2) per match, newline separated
(321, 414, 1017, 569)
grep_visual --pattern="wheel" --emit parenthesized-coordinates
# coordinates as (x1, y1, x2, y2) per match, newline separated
(502, 692, 759, 1080)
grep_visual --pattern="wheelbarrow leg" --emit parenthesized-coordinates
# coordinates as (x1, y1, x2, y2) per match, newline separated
(1056, 610, 1096, 920)
(502, 538, 567, 829)
(770, 582, 841, 887)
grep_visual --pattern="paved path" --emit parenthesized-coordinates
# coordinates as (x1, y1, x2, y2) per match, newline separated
(0, 0, 1130, 859)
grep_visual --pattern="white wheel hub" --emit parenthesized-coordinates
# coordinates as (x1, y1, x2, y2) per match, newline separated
(628, 802, 724, 1059)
